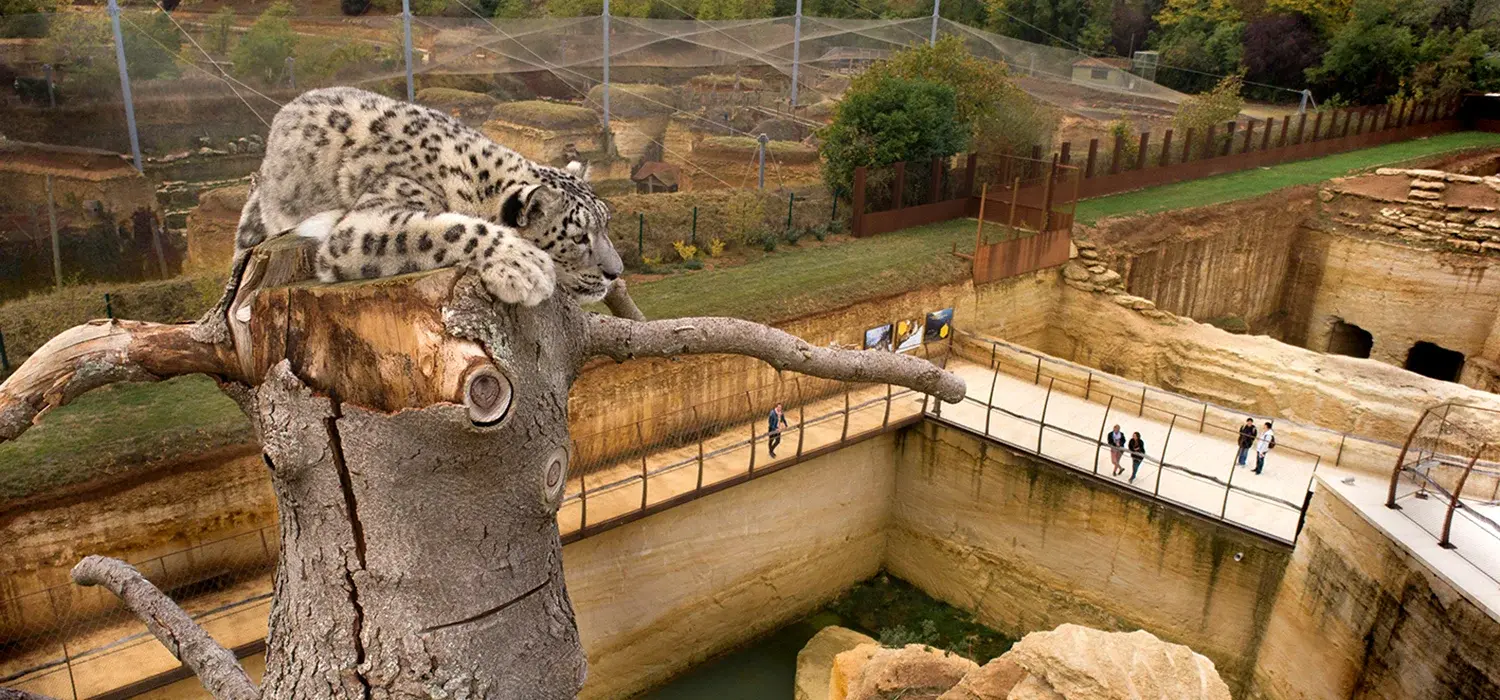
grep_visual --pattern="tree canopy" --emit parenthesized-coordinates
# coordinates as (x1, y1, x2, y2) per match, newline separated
(818, 74, 967, 196)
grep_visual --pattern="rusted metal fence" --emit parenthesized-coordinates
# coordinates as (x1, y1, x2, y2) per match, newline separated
(849, 97, 1469, 241)
(1066, 97, 1465, 199)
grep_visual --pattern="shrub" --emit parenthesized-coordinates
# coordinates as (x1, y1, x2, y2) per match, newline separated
(672, 240, 698, 261)
(721, 191, 766, 246)
(708, 237, 726, 257)
(784, 226, 802, 245)
(210, 6, 235, 55)
(1173, 73, 1245, 136)
(490, 100, 599, 130)
(297, 39, 383, 84)
(760, 233, 777, 252)
(818, 75, 966, 198)
(809, 224, 828, 241)
(642, 254, 662, 267)
(231, 2, 296, 84)
(682, 259, 704, 270)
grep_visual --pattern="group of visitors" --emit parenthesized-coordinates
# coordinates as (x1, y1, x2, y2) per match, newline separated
(1104, 417, 1278, 483)
(1236, 418, 1277, 474)
(1104, 425, 1147, 482)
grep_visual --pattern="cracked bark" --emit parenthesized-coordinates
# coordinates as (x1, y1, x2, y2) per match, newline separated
(0, 237, 964, 698)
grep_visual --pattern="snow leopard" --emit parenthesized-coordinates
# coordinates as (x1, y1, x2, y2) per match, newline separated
(216, 86, 622, 324)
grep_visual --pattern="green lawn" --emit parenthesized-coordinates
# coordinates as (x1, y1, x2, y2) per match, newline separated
(1074, 131, 1500, 224)
(0, 375, 252, 504)
(5, 131, 1500, 504)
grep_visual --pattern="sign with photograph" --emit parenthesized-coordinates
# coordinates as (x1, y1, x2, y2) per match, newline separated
(894, 317, 923, 353)
(863, 323, 893, 351)
(924, 308, 954, 342)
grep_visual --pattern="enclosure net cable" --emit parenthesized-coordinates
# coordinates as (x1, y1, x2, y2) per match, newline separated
(119, 12, 274, 128)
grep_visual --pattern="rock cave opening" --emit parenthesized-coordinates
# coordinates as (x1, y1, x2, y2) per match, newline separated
(1327, 319, 1374, 359)
(1404, 340, 1466, 382)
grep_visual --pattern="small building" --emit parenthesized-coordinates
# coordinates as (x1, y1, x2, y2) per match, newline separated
(1071, 57, 1135, 90)
(814, 47, 890, 75)
(631, 162, 680, 194)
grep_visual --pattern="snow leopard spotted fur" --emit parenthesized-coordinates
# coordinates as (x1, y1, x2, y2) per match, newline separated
(223, 86, 622, 317)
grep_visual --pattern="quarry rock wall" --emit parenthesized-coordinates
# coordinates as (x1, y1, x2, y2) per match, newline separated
(567, 433, 897, 700)
(886, 421, 1291, 696)
(1250, 477, 1500, 700)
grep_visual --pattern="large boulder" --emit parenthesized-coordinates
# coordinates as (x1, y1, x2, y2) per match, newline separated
(994, 624, 1232, 700)
(797, 627, 877, 700)
(832, 644, 979, 700)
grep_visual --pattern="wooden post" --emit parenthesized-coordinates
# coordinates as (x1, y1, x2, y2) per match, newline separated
(1159, 129, 1173, 167)
(1279, 115, 1291, 146)
(1182, 127, 1194, 162)
(1135, 132, 1149, 171)
(1085, 139, 1099, 178)
(637, 422, 648, 509)
(693, 406, 705, 490)
(892, 161, 906, 210)
(973, 183, 987, 278)
(1030, 144, 1044, 179)
(1296, 112, 1308, 144)
(795, 380, 806, 457)
(841, 383, 851, 441)
(1059, 142, 1072, 165)
(45, 174, 61, 291)
(1041, 155, 1058, 231)
(1221, 121, 1235, 156)
(1342, 109, 1353, 137)
(1241, 120, 1255, 153)
(1109, 132, 1124, 174)
(1262, 118, 1274, 150)
(1438, 450, 1483, 548)
(1311, 112, 1323, 142)
(1037, 377, 1054, 452)
(963, 153, 978, 196)
(851, 166, 866, 237)
(745, 392, 756, 473)
(929, 156, 942, 204)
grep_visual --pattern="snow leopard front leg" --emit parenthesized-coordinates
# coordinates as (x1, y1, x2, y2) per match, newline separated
(300, 188, 557, 307)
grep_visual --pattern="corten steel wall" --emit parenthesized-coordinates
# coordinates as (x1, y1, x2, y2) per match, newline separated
(971, 228, 1072, 285)
(850, 98, 1475, 240)
(1067, 98, 1464, 199)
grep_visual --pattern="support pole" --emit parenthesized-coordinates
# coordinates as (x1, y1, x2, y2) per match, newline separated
(286, 56, 296, 90)
(46, 175, 61, 291)
(930, 0, 941, 45)
(757, 133, 769, 190)
(602, 0, 611, 134)
(401, 0, 414, 102)
(790, 0, 803, 109)
(106, 0, 143, 173)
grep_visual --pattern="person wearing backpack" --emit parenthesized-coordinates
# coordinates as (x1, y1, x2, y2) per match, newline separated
(1254, 421, 1276, 474)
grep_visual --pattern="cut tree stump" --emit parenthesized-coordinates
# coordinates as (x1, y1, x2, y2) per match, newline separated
(0, 237, 965, 699)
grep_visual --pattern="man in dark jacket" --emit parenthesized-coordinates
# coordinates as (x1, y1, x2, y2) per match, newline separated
(1236, 418, 1257, 467)
(768, 403, 789, 458)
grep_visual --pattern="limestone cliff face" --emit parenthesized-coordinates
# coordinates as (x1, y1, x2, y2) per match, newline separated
(1252, 481, 1500, 700)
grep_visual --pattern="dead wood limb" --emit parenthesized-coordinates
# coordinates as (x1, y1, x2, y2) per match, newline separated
(582, 314, 967, 402)
(71, 556, 259, 700)
(602, 278, 647, 322)
(0, 320, 239, 444)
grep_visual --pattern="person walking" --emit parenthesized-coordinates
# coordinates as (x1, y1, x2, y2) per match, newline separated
(1106, 424, 1127, 476)
(1127, 431, 1146, 483)
(1254, 421, 1276, 474)
(767, 402, 789, 458)
(1236, 418, 1258, 467)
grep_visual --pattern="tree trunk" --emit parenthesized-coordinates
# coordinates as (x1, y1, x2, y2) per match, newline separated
(1, 238, 963, 699)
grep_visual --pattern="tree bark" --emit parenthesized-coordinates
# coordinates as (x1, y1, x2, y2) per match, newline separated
(0, 239, 964, 698)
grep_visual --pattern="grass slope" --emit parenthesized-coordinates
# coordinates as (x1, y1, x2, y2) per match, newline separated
(1074, 131, 1500, 224)
(5, 131, 1499, 503)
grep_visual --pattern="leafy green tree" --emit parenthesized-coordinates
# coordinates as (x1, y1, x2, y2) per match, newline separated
(1172, 72, 1243, 133)
(120, 10, 182, 79)
(818, 75, 967, 197)
(490, 0, 532, 17)
(1306, 0, 1416, 102)
(854, 36, 1053, 156)
(231, 1, 296, 84)
(985, 0, 1111, 51)
(1150, 17, 1243, 92)
(210, 6, 234, 55)
(1, 0, 64, 38)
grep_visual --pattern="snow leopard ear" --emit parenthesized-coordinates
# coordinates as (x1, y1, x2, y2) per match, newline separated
(501, 183, 562, 229)
(565, 160, 590, 181)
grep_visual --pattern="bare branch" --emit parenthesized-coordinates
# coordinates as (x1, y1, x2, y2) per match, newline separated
(71, 556, 259, 700)
(0, 320, 239, 444)
(582, 314, 966, 402)
(602, 279, 647, 321)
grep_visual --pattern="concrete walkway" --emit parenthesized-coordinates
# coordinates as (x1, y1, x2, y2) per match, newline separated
(937, 359, 1319, 542)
